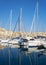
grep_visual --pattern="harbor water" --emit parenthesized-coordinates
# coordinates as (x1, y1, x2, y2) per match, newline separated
(0, 47, 46, 65)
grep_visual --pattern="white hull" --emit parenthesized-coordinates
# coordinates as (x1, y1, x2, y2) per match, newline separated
(0, 38, 20, 47)
(43, 44, 46, 48)
(28, 40, 41, 46)
(1, 43, 8, 47)
(41, 41, 46, 48)
(1, 39, 9, 43)
(25, 39, 41, 48)
(28, 47, 37, 52)
(0, 42, 12, 47)
(11, 44, 19, 48)
(8, 40, 18, 44)
(0, 42, 19, 48)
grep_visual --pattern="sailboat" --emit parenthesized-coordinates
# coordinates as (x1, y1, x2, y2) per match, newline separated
(24, 0, 42, 50)
(40, 38, 46, 48)
(1, 9, 12, 47)
(8, 8, 22, 48)
(27, 0, 46, 50)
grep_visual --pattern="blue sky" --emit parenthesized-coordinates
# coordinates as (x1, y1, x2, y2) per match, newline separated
(0, 0, 46, 32)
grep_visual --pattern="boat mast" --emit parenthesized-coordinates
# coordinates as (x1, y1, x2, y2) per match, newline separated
(10, 9, 12, 38)
(37, 0, 38, 24)
(30, 0, 38, 37)
(36, 0, 38, 36)
(18, 8, 22, 36)
(9, 9, 12, 65)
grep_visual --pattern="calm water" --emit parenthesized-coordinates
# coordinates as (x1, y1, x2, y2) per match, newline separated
(0, 47, 46, 65)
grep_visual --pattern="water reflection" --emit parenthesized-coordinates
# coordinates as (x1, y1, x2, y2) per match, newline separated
(0, 47, 46, 65)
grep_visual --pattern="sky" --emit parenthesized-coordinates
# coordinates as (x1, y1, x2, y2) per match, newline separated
(0, 0, 46, 32)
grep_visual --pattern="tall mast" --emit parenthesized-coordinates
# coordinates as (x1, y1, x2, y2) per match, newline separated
(37, 0, 38, 32)
(34, 0, 38, 35)
(10, 9, 12, 38)
(30, 0, 38, 37)
(18, 8, 22, 33)
(10, 9, 12, 31)
(36, 0, 38, 37)
(9, 9, 12, 65)
(5, 9, 12, 39)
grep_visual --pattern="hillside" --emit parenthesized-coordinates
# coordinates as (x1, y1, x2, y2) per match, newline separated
(0, 28, 46, 39)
